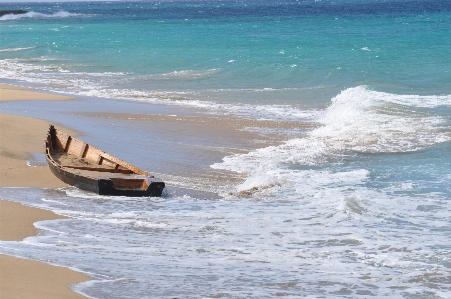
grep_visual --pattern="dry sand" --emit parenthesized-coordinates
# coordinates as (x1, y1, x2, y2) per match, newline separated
(0, 84, 90, 299)
(0, 84, 77, 188)
(0, 113, 78, 188)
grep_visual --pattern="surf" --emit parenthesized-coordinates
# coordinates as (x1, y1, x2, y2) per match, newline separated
(0, 11, 83, 21)
(213, 86, 451, 193)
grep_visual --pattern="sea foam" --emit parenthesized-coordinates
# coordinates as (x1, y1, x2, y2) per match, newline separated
(0, 59, 319, 122)
(213, 86, 451, 193)
(0, 46, 36, 52)
(0, 11, 84, 21)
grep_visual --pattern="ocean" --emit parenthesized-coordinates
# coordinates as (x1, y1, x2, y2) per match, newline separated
(1, 0, 451, 298)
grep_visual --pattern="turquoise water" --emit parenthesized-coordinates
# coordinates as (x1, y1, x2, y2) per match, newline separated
(1, 1, 451, 298)
(2, 0, 450, 101)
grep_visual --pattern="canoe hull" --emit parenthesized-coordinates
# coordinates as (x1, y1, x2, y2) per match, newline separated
(45, 125, 165, 197)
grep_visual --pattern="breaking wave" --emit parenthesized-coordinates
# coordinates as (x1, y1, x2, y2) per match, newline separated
(0, 46, 36, 52)
(157, 69, 219, 80)
(212, 86, 451, 193)
(0, 11, 84, 21)
(0, 59, 319, 121)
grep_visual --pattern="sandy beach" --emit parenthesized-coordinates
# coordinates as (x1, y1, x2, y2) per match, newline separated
(0, 84, 90, 299)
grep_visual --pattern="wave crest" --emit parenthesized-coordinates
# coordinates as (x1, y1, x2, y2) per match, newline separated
(213, 86, 451, 192)
(158, 69, 219, 80)
(0, 46, 36, 52)
(0, 11, 83, 21)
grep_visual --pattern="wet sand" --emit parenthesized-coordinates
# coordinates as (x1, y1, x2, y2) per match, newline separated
(0, 201, 89, 299)
(0, 200, 69, 241)
(0, 84, 89, 299)
(0, 83, 73, 102)
(0, 254, 89, 299)
(75, 111, 317, 195)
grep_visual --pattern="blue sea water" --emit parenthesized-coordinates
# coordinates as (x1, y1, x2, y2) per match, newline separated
(1, 0, 451, 298)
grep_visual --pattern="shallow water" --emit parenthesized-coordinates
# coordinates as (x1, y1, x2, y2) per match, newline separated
(1, 0, 451, 298)
(1, 175, 450, 298)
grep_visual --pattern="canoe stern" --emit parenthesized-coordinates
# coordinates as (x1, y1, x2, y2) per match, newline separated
(98, 178, 165, 197)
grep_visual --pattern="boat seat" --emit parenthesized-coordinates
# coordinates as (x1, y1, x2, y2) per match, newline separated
(62, 165, 134, 174)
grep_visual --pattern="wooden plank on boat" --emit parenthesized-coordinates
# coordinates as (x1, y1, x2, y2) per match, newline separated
(61, 165, 135, 174)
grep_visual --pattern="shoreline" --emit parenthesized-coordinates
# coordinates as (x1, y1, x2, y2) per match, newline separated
(0, 201, 90, 299)
(0, 81, 314, 197)
(0, 84, 90, 299)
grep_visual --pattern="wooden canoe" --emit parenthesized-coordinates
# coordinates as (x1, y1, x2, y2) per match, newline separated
(45, 125, 165, 197)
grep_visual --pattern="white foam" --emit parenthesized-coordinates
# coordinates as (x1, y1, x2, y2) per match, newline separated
(158, 69, 218, 79)
(213, 86, 451, 192)
(0, 59, 319, 121)
(62, 187, 142, 202)
(1, 181, 450, 298)
(0, 11, 84, 21)
(0, 46, 36, 52)
(163, 98, 319, 121)
(352, 86, 451, 108)
(314, 86, 451, 152)
(41, 197, 66, 205)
